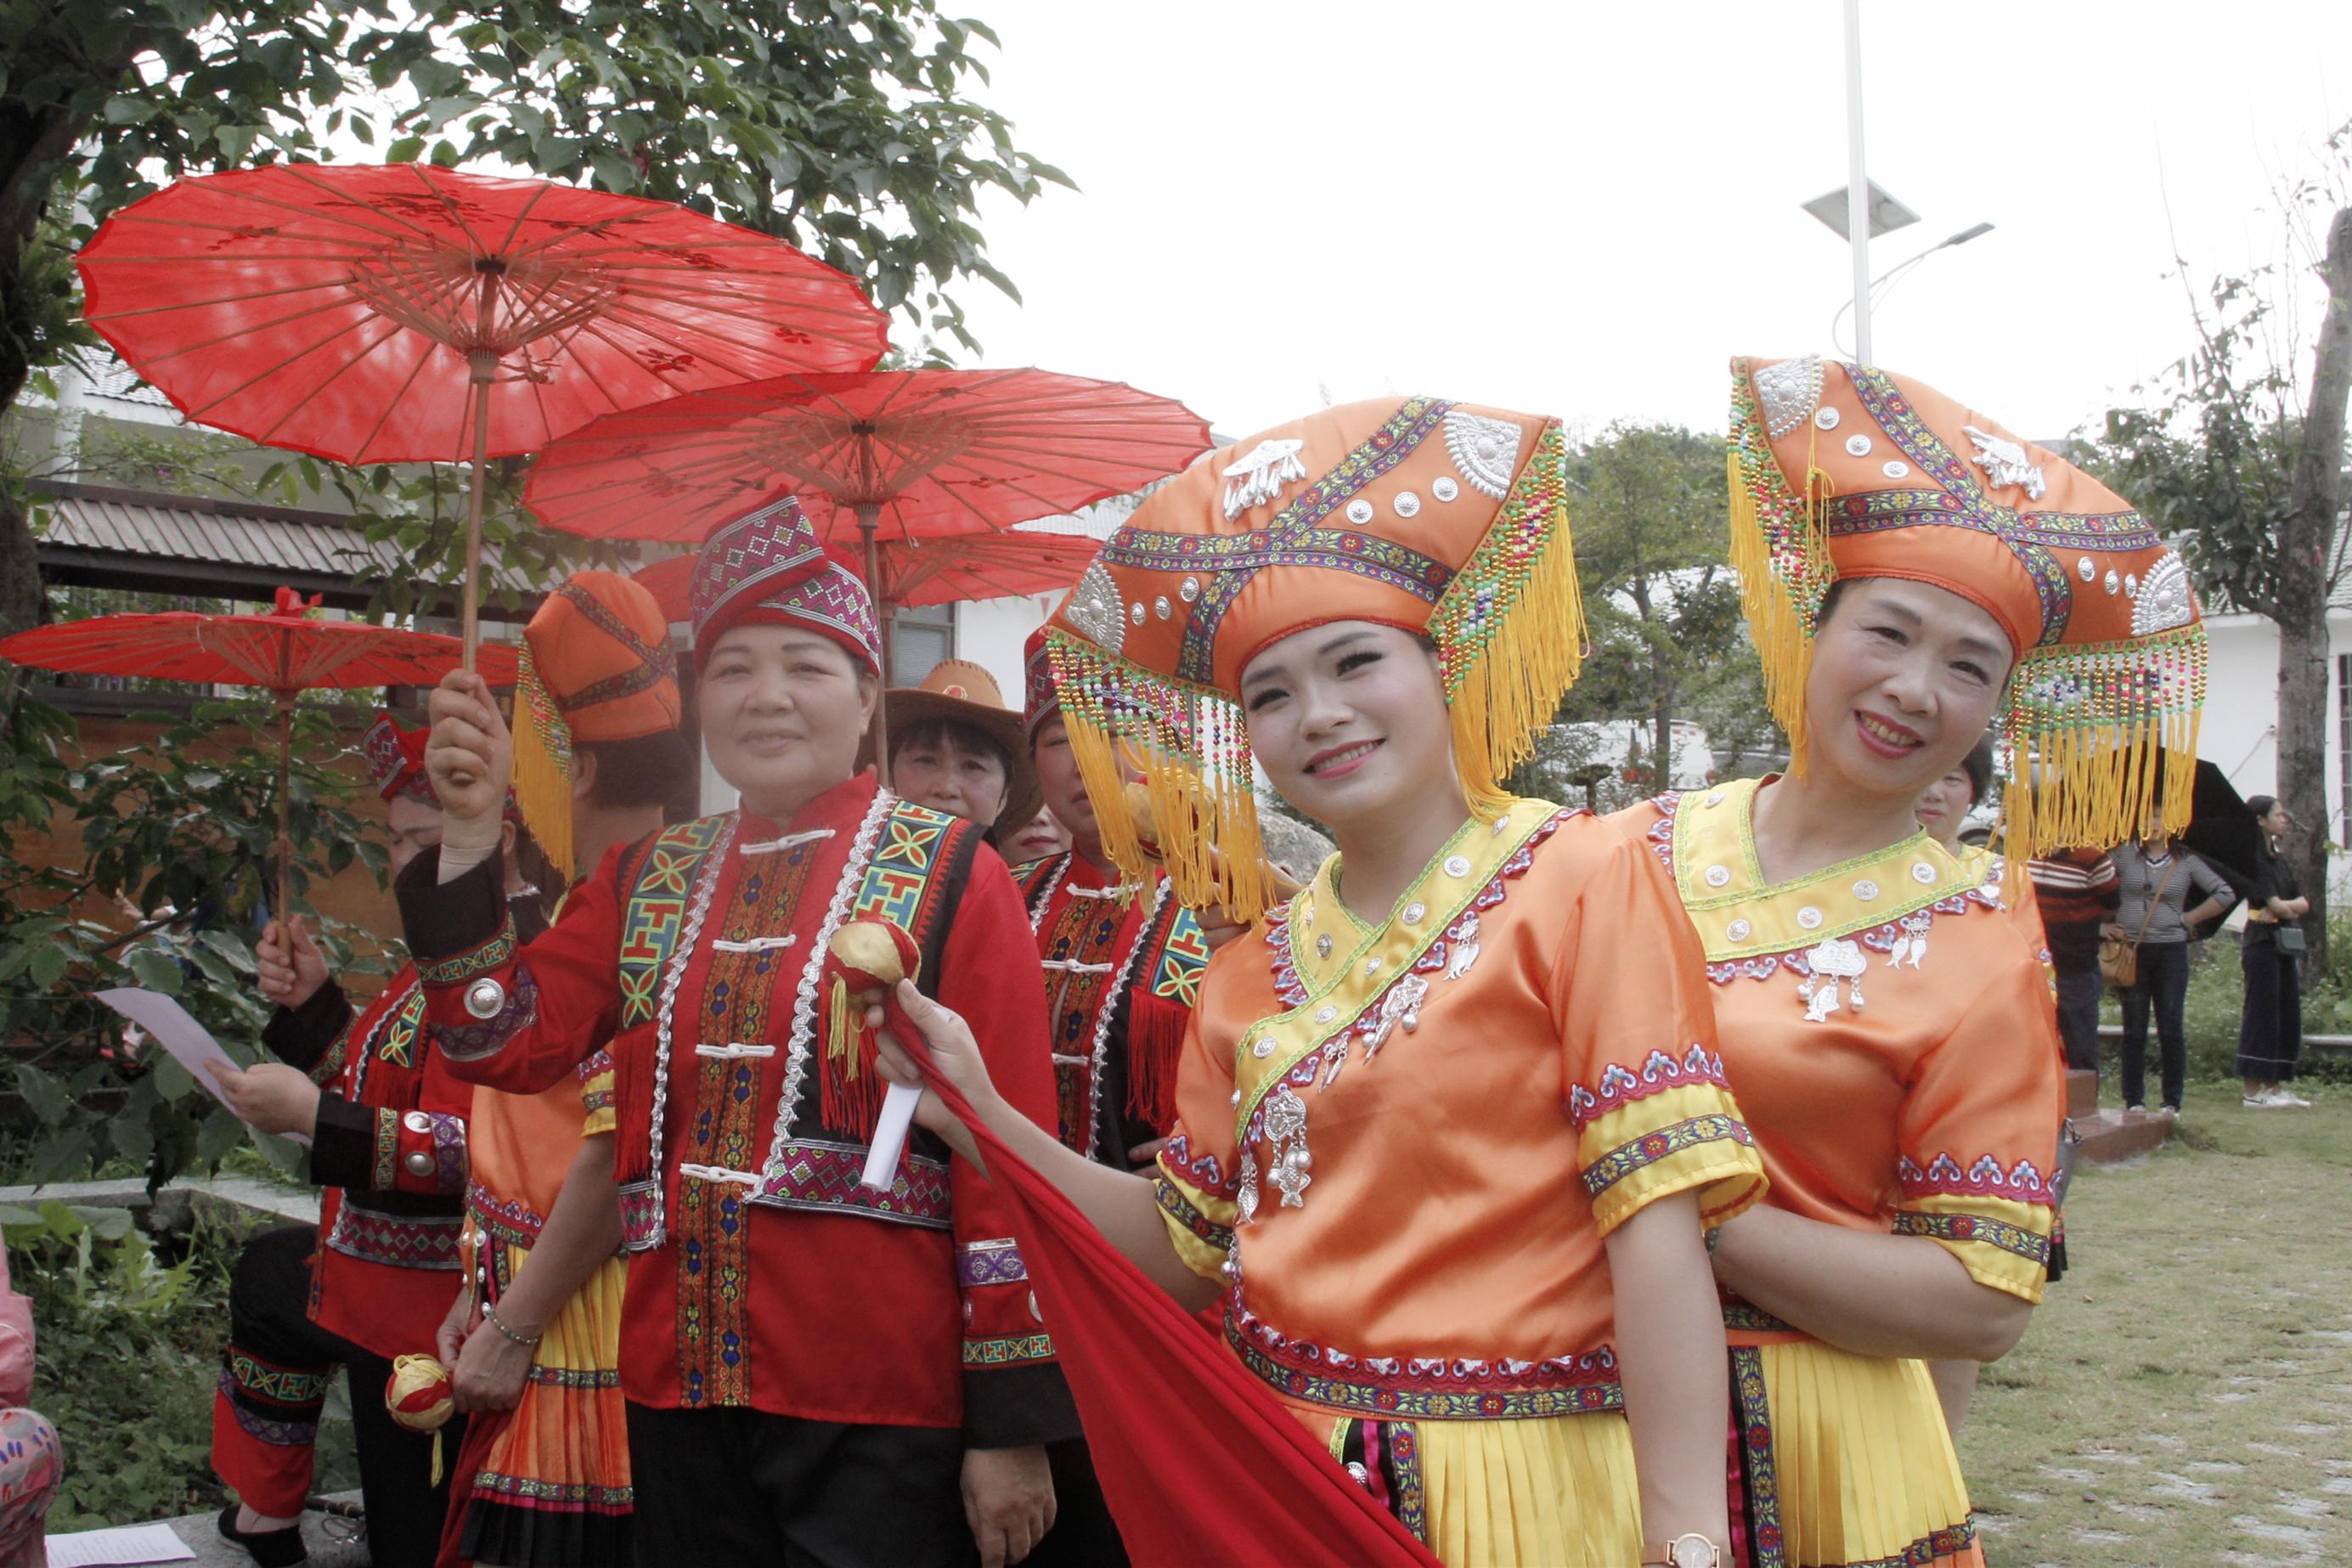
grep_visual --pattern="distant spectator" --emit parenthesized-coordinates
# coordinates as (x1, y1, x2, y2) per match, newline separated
(2106, 833, 2235, 1116)
(2031, 847, 2121, 1072)
(0, 1249, 62, 1568)
(2237, 795, 2311, 1108)
(1914, 733, 1996, 871)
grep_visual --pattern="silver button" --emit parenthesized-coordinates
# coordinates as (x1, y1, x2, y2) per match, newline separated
(1853, 879, 1881, 901)
(1912, 862, 1937, 884)
(1230, 1089, 1242, 1108)
(1431, 477, 1460, 502)
(1180, 575, 1201, 603)
(1315, 1005, 1339, 1024)
(1796, 905, 1824, 929)
(1129, 601, 1148, 625)
(464, 978, 505, 1019)
(1881, 460, 1910, 479)
(1393, 491, 1422, 518)
(1315, 933, 1333, 960)
(1251, 1036, 1274, 1058)
(1345, 499, 1374, 525)
(2125, 572, 2139, 597)
(1705, 792, 1725, 807)
(1726, 919, 1752, 943)
(1364, 958, 1382, 977)
(1813, 407, 1841, 431)
(2104, 570, 2121, 595)
(1844, 433, 1874, 457)
(1402, 902, 1425, 925)
(1703, 864, 1732, 888)
(403, 1151, 435, 1178)
(2077, 556, 2096, 582)
(403, 1110, 432, 1134)
(1153, 595, 1172, 620)
(1443, 855, 1472, 878)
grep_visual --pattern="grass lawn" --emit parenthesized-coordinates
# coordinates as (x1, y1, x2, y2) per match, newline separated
(1962, 1076, 2352, 1565)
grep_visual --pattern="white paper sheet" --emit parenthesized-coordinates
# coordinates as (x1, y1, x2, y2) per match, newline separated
(93, 987, 311, 1146)
(860, 1081, 922, 1190)
(42, 1522, 199, 1566)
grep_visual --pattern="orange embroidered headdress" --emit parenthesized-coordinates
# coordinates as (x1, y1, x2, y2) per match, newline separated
(1727, 354, 2207, 862)
(1046, 395, 1584, 922)
(513, 570, 682, 877)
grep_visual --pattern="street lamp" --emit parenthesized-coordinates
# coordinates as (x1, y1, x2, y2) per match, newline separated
(1830, 221, 1998, 357)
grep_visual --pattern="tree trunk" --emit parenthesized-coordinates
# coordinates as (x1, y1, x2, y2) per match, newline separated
(2280, 205, 2352, 976)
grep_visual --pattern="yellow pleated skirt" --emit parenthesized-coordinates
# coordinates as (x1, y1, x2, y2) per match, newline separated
(1289, 1400, 1640, 1568)
(1734, 1340, 1983, 1567)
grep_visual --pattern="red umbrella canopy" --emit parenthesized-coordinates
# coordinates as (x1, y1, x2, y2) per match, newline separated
(630, 526, 1103, 620)
(0, 588, 519, 693)
(522, 368, 1212, 544)
(76, 163, 889, 466)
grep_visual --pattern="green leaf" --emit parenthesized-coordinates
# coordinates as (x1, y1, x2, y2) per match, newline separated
(199, 1108, 251, 1165)
(198, 929, 257, 972)
(127, 949, 183, 995)
(69, 1205, 135, 1242)
(213, 124, 259, 163)
(28, 943, 69, 990)
(102, 95, 163, 126)
(14, 1064, 73, 1125)
(386, 134, 426, 163)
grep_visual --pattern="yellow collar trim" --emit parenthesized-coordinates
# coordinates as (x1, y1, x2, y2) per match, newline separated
(1671, 778, 1993, 962)
(1233, 797, 1562, 1141)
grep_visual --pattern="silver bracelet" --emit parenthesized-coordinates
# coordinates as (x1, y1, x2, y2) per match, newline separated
(482, 1302, 543, 1348)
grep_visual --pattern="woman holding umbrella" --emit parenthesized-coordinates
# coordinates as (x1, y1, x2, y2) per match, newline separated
(2237, 796, 2311, 1108)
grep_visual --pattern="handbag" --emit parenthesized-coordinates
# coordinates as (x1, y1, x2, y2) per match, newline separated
(2099, 859, 2177, 989)
(2276, 924, 2308, 956)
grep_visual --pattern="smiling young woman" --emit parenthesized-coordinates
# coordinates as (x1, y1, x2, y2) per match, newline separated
(876, 397, 1766, 1568)
(1610, 354, 2211, 1567)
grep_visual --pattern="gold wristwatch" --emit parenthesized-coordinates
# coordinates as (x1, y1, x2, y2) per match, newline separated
(1641, 1536, 1723, 1568)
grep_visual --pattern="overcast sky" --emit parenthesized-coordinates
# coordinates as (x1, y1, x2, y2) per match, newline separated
(945, 2, 2350, 446)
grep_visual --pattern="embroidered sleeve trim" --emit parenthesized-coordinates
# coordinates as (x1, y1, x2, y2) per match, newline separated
(429, 963, 540, 1062)
(1156, 1172, 1236, 1254)
(1565, 1042, 1729, 1130)
(1897, 1150, 2054, 1207)
(1579, 1114, 1755, 1201)
(417, 916, 516, 988)
(305, 1024, 352, 1089)
(1892, 1208, 2051, 1266)
(1158, 1131, 1237, 1201)
(956, 1238, 1030, 1288)
(963, 1332, 1057, 1367)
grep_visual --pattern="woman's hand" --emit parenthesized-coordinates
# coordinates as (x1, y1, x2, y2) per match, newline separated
(426, 670, 511, 841)
(869, 981, 996, 1165)
(2099, 922, 2126, 940)
(451, 1309, 533, 1413)
(206, 1061, 322, 1138)
(433, 1290, 475, 1371)
(256, 918, 329, 1010)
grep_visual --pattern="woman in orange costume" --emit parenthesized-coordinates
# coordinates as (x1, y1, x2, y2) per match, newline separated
(431, 572, 691, 1567)
(879, 397, 1767, 1568)
(1616, 355, 2207, 1567)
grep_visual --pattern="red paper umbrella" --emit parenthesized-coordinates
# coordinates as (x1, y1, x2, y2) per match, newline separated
(77, 162, 888, 663)
(629, 526, 1103, 623)
(0, 588, 518, 918)
(526, 366, 1208, 750)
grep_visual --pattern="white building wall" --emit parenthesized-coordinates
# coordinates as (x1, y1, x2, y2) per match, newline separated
(953, 592, 1060, 695)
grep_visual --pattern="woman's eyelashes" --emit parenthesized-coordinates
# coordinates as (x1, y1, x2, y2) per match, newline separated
(1245, 684, 1289, 713)
(1336, 651, 1382, 677)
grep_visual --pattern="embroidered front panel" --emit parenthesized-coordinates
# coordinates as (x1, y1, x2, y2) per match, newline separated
(1036, 874, 1130, 1153)
(1150, 904, 1210, 1005)
(1580, 1114, 1753, 1202)
(618, 821, 730, 1029)
(674, 830, 823, 1409)
(324, 1204, 464, 1270)
(1226, 1302, 1623, 1420)
(617, 1181, 660, 1249)
(1729, 1346, 1786, 1568)
(1892, 1208, 2050, 1265)
(749, 1138, 951, 1229)
(344, 975, 426, 1100)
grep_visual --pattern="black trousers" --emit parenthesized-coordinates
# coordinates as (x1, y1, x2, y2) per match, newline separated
(2236, 938, 2304, 1081)
(2053, 952, 2105, 1073)
(224, 1225, 465, 1568)
(624, 1402, 973, 1568)
(2118, 939, 2191, 1111)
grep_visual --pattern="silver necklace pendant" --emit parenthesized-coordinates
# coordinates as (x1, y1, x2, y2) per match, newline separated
(1886, 911, 1932, 971)
(1361, 973, 1427, 1062)
(1799, 937, 1866, 1022)
(1265, 1084, 1312, 1209)
(1443, 911, 1481, 981)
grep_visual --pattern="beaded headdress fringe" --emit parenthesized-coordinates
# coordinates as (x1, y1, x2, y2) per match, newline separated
(1049, 421, 1587, 924)
(511, 643, 575, 881)
(1726, 367, 2208, 896)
